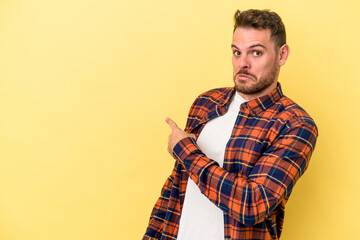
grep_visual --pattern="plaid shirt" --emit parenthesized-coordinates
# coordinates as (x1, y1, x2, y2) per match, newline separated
(143, 84, 318, 240)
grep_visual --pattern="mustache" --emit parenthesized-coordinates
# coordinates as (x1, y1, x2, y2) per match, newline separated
(235, 69, 257, 80)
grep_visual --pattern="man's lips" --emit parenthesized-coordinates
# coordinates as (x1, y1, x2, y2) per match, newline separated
(236, 73, 256, 81)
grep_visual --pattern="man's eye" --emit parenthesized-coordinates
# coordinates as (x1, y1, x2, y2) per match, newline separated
(253, 51, 262, 56)
(233, 51, 240, 56)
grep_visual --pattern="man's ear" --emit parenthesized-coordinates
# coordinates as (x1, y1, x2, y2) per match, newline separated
(278, 44, 290, 66)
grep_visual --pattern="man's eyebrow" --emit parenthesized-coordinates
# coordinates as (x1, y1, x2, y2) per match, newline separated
(249, 44, 266, 49)
(231, 44, 267, 49)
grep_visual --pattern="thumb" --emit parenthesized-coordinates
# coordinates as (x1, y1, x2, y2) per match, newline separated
(165, 117, 179, 130)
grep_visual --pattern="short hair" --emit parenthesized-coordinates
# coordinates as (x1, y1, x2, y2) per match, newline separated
(233, 9, 286, 49)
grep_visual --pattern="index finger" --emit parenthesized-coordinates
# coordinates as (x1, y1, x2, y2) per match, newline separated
(165, 117, 178, 129)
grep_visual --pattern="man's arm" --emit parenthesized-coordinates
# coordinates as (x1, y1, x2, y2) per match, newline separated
(167, 117, 318, 226)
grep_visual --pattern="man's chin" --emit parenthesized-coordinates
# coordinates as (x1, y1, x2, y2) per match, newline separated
(234, 82, 257, 95)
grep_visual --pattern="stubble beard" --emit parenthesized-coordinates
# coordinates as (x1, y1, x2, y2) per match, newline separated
(233, 63, 280, 95)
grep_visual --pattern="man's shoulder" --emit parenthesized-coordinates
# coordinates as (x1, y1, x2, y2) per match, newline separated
(276, 95, 317, 129)
(198, 87, 233, 97)
(184, 87, 233, 132)
(193, 87, 234, 105)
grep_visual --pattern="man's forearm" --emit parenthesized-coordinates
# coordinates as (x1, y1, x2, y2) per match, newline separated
(172, 120, 317, 226)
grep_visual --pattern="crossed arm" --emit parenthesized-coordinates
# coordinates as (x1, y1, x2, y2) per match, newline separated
(166, 117, 317, 226)
(144, 116, 317, 239)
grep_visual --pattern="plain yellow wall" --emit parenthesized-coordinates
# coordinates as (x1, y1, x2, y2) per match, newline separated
(0, 0, 359, 239)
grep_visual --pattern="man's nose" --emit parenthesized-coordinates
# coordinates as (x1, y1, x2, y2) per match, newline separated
(238, 56, 250, 69)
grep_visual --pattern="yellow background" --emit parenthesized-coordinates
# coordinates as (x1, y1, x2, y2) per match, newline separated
(0, 0, 359, 239)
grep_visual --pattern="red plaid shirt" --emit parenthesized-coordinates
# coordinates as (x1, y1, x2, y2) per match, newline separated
(143, 84, 318, 240)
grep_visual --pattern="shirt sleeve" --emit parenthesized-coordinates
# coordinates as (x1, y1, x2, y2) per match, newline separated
(143, 167, 176, 239)
(172, 119, 318, 226)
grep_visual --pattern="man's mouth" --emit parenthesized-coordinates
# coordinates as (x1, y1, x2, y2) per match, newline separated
(236, 73, 256, 81)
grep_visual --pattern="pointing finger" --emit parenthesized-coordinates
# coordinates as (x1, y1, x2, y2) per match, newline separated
(165, 117, 178, 130)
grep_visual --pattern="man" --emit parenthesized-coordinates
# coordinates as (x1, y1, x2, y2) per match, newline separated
(143, 9, 318, 240)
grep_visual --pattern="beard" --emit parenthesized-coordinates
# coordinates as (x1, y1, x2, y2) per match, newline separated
(233, 63, 279, 95)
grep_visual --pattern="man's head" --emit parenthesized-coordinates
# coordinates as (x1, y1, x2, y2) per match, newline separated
(234, 9, 286, 50)
(231, 9, 289, 100)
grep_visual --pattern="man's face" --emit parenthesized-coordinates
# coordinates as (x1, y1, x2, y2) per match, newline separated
(231, 27, 282, 99)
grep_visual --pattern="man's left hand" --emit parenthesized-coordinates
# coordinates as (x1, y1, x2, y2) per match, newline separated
(165, 117, 195, 155)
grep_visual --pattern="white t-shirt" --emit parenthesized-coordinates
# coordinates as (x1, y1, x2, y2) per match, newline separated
(177, 92, 246, 240)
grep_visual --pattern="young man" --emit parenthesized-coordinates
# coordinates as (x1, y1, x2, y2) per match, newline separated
(143, 9, 318, 240)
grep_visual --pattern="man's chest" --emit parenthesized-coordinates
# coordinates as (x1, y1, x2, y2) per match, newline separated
(194, 109, 279, 176)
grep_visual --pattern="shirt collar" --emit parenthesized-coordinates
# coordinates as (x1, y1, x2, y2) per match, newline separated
(243, 83, 284, 115)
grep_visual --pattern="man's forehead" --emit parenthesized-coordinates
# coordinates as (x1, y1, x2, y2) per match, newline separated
(232, 27, 273, 48)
